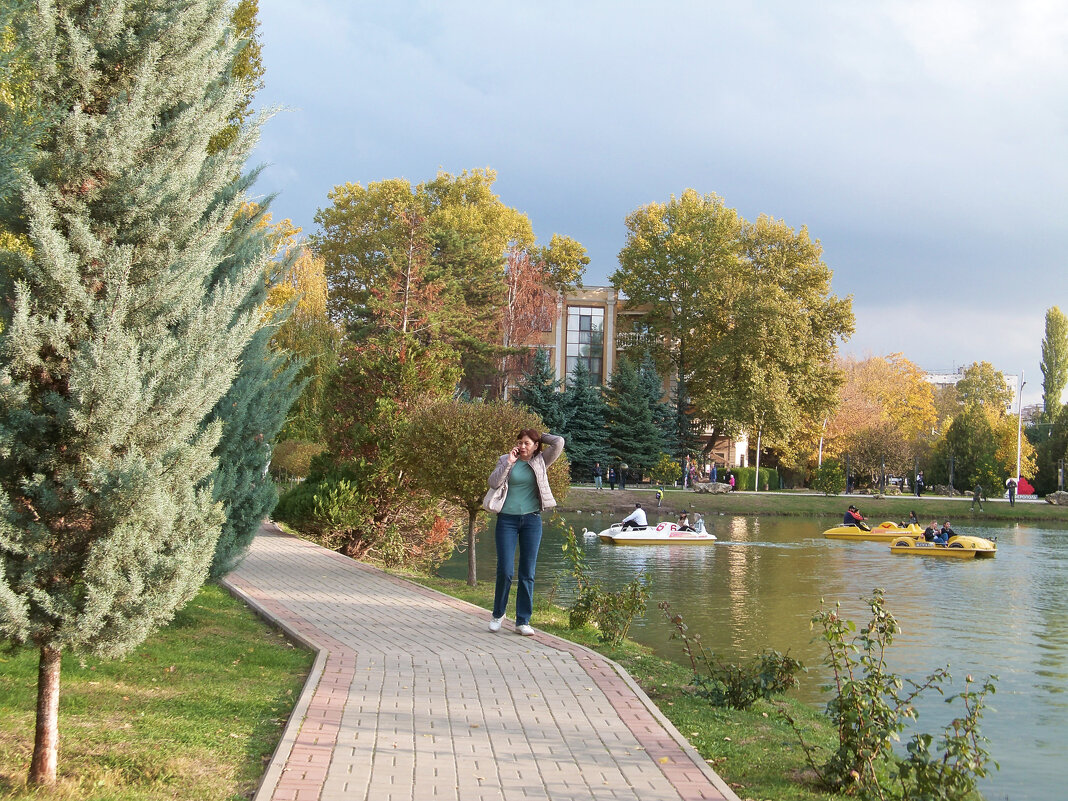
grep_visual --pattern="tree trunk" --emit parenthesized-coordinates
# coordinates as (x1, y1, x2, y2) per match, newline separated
(466, 510, 478, 587)
(29, 645, 61, 785)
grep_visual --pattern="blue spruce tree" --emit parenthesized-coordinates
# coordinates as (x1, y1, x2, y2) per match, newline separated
(0, 1, 274, 782)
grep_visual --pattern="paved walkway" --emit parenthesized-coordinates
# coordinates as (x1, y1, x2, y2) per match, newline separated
(223, 523, 740, 801)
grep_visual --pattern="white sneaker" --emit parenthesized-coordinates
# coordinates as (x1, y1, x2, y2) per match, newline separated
(515, 624, 535, 636)
(488, 616, 503, 632)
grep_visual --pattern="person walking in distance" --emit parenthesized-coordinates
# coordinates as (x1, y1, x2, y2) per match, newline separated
(1006, 477, 1017, 507)
(483, 429, 565, 636)
(971, 483, 984, 512)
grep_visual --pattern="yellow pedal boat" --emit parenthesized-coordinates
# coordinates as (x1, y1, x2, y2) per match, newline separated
(888, 534, 997, 558)
(824, 521, 923, 541)
(597, 522, 717, 545)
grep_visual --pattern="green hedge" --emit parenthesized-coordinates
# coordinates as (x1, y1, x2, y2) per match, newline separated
(731, 466, 782, 491)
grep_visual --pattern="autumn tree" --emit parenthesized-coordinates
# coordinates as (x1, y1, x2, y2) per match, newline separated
(615, 191, 853, 457)
(268, 246, 340, 441)
(1040, 307, 1068, 423)
(956, 361, 1013, 412)
(823, 354, 936, 483)
(311, 170, 585, 393)
(400, 400, 569, 586)
(0, 1, 270, 783)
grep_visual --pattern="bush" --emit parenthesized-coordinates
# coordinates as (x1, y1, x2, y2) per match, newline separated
(811, 460, 846, 495)
(562, 528, 649, 644)
(782, 589, 998, 800)
(273, 471, 459, 572)
(732, 466, 781, 491)
(650, 453, 683, 486)
(661, 602, 804, 709)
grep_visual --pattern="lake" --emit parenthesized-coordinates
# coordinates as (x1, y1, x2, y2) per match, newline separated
(439, 511, 1068, 801)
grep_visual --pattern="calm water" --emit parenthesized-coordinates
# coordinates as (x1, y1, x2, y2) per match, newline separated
(439, 511, 1068, 801)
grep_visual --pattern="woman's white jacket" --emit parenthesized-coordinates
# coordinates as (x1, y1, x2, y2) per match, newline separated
(483, 433, 565, 513)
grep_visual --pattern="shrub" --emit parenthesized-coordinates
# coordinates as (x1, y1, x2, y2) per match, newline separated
(782, 589, 998, 800)
(732, 466, 781, 491)
(561, 528, 649, 644)
(812, 460, 846, 495)
(650, 453, 683, 486)
(661, 602, 804, 709)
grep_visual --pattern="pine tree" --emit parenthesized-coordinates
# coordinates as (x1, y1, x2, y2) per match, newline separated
(513, 348, 564, 433)
(605, 357, 662, 479)
(0, 2, 269, 783)
(561, 361, 609, 480)
(638, 351, 672, 454)
(207, 205, 303, 579)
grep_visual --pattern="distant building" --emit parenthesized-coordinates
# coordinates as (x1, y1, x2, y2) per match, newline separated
(923, 367, 1020, 412)
(519, 285, 748, 468)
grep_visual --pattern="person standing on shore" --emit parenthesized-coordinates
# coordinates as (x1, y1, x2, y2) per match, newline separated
(608, 466, 616, 490)
(971, 483, 984, 512)
(1006, 477, 1017, 507)
(593, 461, 603, 490)
(484, 429, 565, 636)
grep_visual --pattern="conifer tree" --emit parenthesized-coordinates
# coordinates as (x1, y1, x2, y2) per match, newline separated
(638, 351, 672, 454)
(561, 361, 609, 480)
(605, 357, 662, 479)
(513, 348, 565, 433)
(207, 206, 303, 579)
(0, 2, 269, 783)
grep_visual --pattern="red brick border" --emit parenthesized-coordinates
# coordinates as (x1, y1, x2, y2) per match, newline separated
(226, 572, 356, 801)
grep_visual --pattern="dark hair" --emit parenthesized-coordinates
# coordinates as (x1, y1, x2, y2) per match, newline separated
(635, 503, 642, 509)
(516, 428, 542, 455)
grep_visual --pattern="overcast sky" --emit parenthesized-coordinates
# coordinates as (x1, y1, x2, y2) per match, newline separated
(251, 0, 1068, 406)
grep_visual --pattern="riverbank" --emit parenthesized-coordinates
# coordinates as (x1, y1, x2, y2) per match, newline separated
(561, 486, 1068, 525)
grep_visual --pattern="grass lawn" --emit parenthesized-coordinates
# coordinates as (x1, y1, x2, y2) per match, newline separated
(0, 584, 312, 801)
(397, 571, 841, 801)
(563, 485, 1068, 526)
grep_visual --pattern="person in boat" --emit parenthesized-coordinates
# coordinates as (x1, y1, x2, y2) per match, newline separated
(484, 428, 565, 636)
(620, 503, 648, 530)
(940, 520, 957, 541)
(908, 510, 919, 526)
(676, 512, 696, 532)
(842, 505, 870, 530)
(692, 513, 706, 533)
(923, 520, 947, 544)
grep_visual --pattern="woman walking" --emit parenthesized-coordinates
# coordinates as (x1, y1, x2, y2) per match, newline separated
(483, 429, 565, 635)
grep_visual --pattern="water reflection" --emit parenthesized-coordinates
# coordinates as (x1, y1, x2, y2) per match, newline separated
(438, 511, 1068, 801)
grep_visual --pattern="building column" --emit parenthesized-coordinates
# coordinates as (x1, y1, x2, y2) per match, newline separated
(555, 294, 566, 383)
(604, 293, 616, 380)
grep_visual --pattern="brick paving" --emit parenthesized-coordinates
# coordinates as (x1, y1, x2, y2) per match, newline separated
(223, 523, 740, 801)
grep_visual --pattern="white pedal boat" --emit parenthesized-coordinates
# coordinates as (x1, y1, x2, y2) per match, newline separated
(596, 521, 717, 545)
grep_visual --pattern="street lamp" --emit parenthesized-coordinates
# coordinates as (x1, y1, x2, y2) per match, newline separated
(1016, 370, 1026, 486)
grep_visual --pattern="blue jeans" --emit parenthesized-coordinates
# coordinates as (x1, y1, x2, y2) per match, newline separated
(492, 512, 543, 625)
(594, 475, 602, 489)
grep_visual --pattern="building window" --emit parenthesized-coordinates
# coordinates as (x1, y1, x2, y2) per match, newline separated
(566, 306, 605, 384)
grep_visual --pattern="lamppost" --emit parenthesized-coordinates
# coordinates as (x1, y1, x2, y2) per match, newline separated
(1016, 370, 1026, 487)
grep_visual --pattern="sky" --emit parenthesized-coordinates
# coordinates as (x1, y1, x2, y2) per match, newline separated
(251, 1, 1068, 407)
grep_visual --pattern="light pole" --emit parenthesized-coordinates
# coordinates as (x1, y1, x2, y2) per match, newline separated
(1016, 370, 1026, 486)
(818, 418, 827, 467)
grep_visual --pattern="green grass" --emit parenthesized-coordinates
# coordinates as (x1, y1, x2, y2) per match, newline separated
(0, 584, 313, 801)
(396, 570, 842, 801)
(563, 486, 1068, 525)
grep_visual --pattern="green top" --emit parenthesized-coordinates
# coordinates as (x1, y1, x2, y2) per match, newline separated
(500, 460, 540, 515)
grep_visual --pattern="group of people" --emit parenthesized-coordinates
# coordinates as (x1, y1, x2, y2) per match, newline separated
(842, 505, 957, 544)
(592, 460, 736, 491)
(591, 461, 628, 491)
(619, 503, 703, 532)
